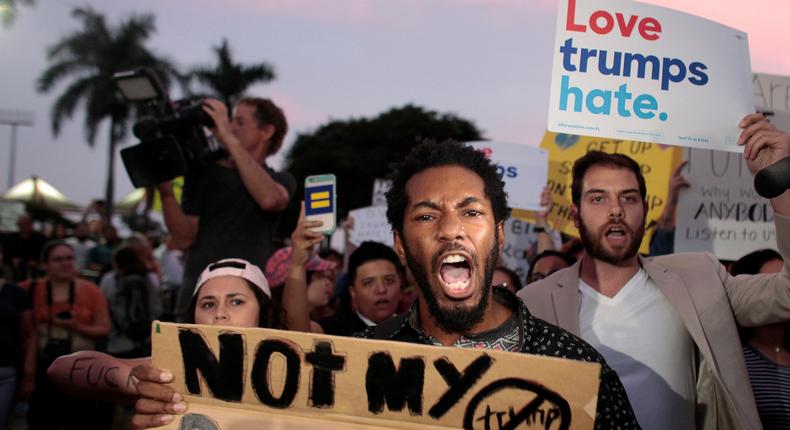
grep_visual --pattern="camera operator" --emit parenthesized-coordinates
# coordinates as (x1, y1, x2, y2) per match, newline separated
(157, 97, 295, 322)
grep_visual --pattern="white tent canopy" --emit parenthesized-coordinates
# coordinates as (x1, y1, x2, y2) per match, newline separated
(2, 176, 82, 212)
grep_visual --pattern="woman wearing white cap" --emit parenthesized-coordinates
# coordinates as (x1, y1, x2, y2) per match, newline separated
(46, 258, 281, 405)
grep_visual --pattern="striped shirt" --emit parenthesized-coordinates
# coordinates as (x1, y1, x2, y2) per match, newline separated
(743, 344, 790, 429)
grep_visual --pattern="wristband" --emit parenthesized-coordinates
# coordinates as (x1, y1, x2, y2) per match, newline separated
(533, 226, 546, 233)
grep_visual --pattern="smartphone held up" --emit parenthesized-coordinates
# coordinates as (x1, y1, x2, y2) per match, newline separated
(304, 174, 337, 235)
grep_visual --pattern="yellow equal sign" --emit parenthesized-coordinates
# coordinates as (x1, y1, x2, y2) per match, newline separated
(310, 191, 330, 209)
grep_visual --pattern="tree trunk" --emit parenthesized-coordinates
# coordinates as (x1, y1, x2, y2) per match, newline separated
(104, 118, 117, 220)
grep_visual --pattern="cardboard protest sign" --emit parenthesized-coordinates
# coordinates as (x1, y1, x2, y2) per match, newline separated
(754, 72, 790, 112)
(674, 147, 777, 260)
(467, 141, 549, 211)
(348, 206, 394, 247)
(547, 0, 753, 152)
(533, 131, 681, 254)
(152, 322, 600, 430)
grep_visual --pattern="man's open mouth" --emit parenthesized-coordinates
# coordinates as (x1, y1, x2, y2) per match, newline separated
(438, 253, 473, 297)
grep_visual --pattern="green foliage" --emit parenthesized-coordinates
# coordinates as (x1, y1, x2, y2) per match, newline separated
(36, 6, 179, 216)
(187, 38, 276, 108)
(278, 104, 483, 238)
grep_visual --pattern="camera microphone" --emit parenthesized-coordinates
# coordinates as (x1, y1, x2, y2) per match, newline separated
(754, 156, 790, 199)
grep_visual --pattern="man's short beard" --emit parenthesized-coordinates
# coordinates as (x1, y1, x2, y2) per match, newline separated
(402, 231, 500, 335)
(578, 214, 645, 264)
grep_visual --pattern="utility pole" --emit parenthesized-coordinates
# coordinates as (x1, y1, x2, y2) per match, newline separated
(0, 109, 34, 190)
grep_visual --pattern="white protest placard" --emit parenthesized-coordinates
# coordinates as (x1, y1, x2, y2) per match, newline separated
(467, 141, 548, 211)
(348, 206, 393, 247)
(674, 147, 776, 260)
(0, 200, 26, 232)
(500, 218, 561, 283)
(548, 0, 753, 152)
(152, 322, 600, 430)
(754, 72, 790, 112)
(371, 179, 391, 207)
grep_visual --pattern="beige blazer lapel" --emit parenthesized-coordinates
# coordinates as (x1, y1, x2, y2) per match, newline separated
(640, 256, 719, 374)
(551, 261, 583, 337)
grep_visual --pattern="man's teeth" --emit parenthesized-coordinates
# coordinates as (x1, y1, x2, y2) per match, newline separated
(446, 281, 469, 290)
(443, 254, 467, 263)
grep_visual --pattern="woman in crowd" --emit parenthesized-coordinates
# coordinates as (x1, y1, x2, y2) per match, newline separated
(269, 202, 336, 333)
(47, 258, 283, 405)
(732, 249, 790, 429)
(21, 240, 111, 430)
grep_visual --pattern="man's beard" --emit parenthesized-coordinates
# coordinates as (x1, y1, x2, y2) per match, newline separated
(402, 232, 500, 335)
(578, 215, 644, 264)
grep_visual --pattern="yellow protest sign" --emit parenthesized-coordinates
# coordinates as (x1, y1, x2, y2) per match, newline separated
(513, 132, 681, 254)
(151, 176, 185, 211)
(152, 322, 600, 429)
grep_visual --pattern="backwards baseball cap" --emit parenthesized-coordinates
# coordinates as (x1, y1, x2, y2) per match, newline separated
(195, 258, 271, 299)
(264, 246, 337, 288)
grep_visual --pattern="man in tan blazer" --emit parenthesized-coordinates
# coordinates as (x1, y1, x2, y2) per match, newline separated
(520, 113, 790, 430)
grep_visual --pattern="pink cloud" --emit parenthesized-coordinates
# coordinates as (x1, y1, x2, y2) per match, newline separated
(641, 0, 790, 75)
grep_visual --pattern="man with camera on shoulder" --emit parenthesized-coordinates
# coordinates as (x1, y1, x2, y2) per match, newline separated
(158, 97, 295, 322)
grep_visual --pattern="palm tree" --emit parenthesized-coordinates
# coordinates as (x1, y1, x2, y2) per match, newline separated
(37, 7, 179, 218)
(187, 38, 276, 108)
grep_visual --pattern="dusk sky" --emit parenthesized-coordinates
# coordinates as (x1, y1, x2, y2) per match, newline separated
(1, 0, 788, 206)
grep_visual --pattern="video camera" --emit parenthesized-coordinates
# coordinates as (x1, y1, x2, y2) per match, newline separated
(113, 68, 228, 188)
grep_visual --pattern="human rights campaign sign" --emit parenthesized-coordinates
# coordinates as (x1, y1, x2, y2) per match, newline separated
(547, 0, 753, 152)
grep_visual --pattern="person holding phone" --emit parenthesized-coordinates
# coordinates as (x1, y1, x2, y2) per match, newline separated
(20, 240, 111, 429)
(157, 97, 296, 322)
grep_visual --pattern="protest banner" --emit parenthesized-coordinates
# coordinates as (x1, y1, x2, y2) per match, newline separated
(754, 72, 790, 113)
(547, 0, 753, 152)
(467, 141, 548, 211)
(151, 322, 600, 430)
(533, 131, 680, 254)
(348, 206, 393, 247)
(674, 147, 777, 260)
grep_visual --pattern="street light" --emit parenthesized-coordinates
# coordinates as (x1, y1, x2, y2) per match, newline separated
(0, 109, 34, 190)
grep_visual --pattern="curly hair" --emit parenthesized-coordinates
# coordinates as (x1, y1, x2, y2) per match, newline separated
(385, 139, 509, 236)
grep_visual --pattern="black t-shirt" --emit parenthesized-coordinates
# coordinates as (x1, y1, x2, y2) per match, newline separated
(0, 282, 32, 367)
(179, 162, 296, 294)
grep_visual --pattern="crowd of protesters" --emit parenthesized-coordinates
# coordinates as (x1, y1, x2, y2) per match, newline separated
(0, 97, 788, 430)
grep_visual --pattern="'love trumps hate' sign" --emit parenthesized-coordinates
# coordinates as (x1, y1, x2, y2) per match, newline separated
(548, 0, 753, 152)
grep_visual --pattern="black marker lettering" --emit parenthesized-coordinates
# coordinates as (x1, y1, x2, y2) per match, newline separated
(69, 356, 93, 382)
(103, 366, 119, 388)
(305, 341, 346, 408)
(179, 328, 244, 401)
(366, 352, 424, 415)
(429, 355, 493, 419)
(251, 339, 301, 408)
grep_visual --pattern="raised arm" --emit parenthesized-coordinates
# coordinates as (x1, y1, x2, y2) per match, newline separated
(48, 351, 150, 403)
(739, 113, 790, 215)
(281, 202, 325, 332)
(202, 99, 290, 212)
(157, 181, 198, 250)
